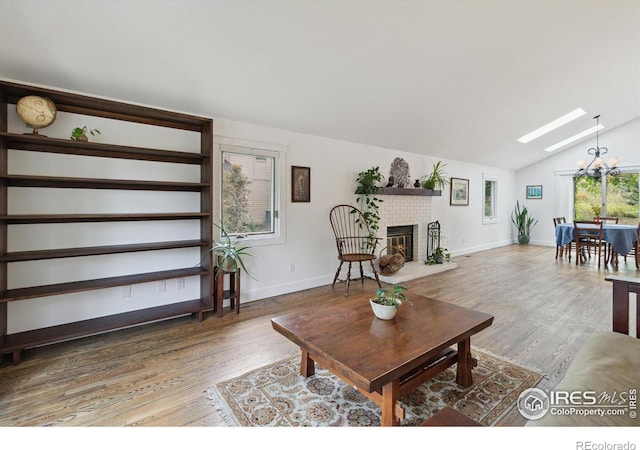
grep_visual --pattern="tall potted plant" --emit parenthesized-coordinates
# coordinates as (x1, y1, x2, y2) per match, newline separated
(511, 201, 538, 245)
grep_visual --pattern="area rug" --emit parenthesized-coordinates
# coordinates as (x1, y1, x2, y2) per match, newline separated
(206, 348, 544, 427)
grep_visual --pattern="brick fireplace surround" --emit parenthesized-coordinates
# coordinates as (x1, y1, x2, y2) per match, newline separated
(364, 192, 457, 283)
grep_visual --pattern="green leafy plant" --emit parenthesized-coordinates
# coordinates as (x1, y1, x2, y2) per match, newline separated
(70, 126, 101, 140)
(210, 222, 255, 279)
(424, 246, 451, 265)
(355, 166, 384, 234)
(421, 160, 449, 190)
(371, 285, 412, 309)
(511, 201, 538, 244)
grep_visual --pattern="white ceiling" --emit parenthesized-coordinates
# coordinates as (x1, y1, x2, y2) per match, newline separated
(1, 0, 639, 170)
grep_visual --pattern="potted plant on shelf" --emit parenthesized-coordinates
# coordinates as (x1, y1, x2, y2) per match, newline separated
(370, 285, 412, 320)
(210, 222, 255, 279)
(421, 160, 448, 191)
(70, 126, 101, 141)
(511, 201, 538, 245)
(355, 166, 384, 235)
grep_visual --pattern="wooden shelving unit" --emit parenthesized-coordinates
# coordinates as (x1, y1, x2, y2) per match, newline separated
(0, 80, 213, 364)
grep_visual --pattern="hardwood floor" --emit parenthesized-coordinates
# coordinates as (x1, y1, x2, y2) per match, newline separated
(0, 244, 637, 427)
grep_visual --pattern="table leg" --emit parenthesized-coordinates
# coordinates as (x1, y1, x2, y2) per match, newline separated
(300, 349, 315, 377)
(381, 380, 401, 426)
(235, 270, 241, 314)
(456, 337, 477, 388)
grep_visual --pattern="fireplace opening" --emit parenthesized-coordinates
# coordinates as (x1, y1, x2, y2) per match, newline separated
(386, 225, 414, 261)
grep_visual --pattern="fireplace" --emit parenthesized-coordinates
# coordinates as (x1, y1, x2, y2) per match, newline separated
(386, 225, 414, 261)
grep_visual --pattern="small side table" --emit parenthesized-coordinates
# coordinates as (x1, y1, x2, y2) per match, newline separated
(214, 266, 241, 318)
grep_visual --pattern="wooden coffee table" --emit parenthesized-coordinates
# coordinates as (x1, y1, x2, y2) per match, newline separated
(271, 292, 494, 426)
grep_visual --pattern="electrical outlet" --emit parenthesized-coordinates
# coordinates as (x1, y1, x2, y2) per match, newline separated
(177, 278, 185, 289)
(121, 285, 131, 298)
(289, 262, 295, 272)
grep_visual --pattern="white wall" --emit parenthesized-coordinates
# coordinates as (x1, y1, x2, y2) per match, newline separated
(515, 118, 640, 247)
(213, 118, 517, 302)
(4, 84, 517, 332)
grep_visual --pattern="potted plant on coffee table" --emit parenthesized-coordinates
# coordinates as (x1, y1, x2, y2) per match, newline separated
(370, 285, 412, 320)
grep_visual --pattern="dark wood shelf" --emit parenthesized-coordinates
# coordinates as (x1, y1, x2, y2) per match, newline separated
(2, 79, 206, 131)
(0, 174, 209, 191)
(0, 299, 211, 355)
(0, 239, 209, 262)
(0, 267, 208, 303)
(0, 80, 214, 362)
(380, 187, 442, 196)
(0, 132, 206, 165)
(0, 212, 209, 224)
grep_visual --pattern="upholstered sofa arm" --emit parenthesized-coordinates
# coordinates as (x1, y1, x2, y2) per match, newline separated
(527, 275, 640, 427)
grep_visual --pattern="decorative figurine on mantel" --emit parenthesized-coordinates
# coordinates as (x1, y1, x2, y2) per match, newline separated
(386, 176, 395, 187)
(389, 157, 410, 188)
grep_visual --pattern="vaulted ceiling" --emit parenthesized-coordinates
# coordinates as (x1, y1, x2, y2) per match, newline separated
(1, 0, 638, 170)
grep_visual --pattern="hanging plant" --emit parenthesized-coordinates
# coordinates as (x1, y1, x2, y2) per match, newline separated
(354, 166, 384, 235)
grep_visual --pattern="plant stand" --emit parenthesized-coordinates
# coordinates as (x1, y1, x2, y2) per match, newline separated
(214, 267, 240, 318)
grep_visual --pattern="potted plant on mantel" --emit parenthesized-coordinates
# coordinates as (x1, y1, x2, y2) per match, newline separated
(421, 160, 448, 192)
(511, 201, 538, 245)
(209, 222, 255, 279)
(354, 166, 384, 235)
(370, 285, 412, 320)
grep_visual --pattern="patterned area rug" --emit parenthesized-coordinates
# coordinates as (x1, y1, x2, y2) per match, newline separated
(206, 348, 544, 426)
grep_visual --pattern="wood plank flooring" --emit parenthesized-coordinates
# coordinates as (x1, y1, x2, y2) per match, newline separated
(0, 244, 637, 427)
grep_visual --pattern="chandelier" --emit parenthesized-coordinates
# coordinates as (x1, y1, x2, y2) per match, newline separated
(575, 115, 620, 179)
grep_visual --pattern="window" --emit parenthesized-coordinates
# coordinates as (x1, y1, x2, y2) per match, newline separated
(217, 137, 287, 245)
(574, 172, 639, 224)
(483, 174, 498, 224)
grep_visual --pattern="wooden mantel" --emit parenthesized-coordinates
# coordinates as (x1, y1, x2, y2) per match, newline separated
(380, 187, 441, 196)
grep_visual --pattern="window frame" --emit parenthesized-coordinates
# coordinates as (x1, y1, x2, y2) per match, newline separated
(483, 173, 499, 225)
(215, 136, 287, 247)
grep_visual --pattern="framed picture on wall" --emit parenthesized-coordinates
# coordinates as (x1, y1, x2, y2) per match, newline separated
(450, 177, 469, 206)
(291, 166, 311, 202)
(526, 185, 543, 199)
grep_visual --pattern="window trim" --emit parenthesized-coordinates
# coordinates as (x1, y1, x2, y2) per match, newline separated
(215, 135, 287, 247)
(483, 173, 498, 225)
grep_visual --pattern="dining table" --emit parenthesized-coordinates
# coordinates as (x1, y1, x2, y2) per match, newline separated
(555, 222, 638, 259)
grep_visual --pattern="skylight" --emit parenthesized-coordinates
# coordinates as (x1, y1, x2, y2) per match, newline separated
(544, 123, 604, 152)
(517, 108, 586, 143)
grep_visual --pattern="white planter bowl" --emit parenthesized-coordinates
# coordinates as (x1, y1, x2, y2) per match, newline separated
(370, 299, 398, 320)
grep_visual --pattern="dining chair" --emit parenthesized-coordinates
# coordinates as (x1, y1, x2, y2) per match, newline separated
(573, 221, 607, 268)
(596, 217, 619, 224)
(329, 204, 382, 295)
(553, 217, 572, 260)
(635, 223, 640, 269)
(596, 217, 622, 264)
(624, 222, 640, 269)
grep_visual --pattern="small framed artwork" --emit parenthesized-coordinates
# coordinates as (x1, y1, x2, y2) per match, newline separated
(291, 166, 311, 202)
(450, 177, 469, 206)
(526, 185, 543, 199)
